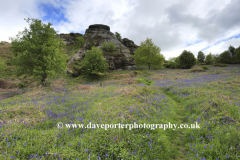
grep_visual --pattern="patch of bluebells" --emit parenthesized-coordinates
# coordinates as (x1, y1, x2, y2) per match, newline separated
(154, 74, 233, 88)
(2, 89, 28, 99)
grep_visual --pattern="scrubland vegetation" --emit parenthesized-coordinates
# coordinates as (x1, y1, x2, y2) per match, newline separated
(0, 18, 240, 160)
(1, 62, 240, 160)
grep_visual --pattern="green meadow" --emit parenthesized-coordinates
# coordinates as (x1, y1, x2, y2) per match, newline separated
(1, 61, 240, 159)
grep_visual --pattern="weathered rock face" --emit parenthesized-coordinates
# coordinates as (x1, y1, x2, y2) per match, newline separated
(122, 38, 139, 55)
(58, 33, 83, 46)
(67, 24, 137, 76)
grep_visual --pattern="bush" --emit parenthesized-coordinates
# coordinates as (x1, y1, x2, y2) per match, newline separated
(217, 51, 232, 64)
(115, 32, 122, 41)
(214, 63, 227, 67)
(205, 53, 214, 65)
(197, 51, 205, 63)
(81, 46, 108, 77)
(76, 36, 85, 48)
(135, 77, 154, 86)
(0, 58, 7, 74)
(233, 46, 240, 63)
(167, 57, 181, 69)
(179, 50, 196, 69)
(201, 66, 209, 70)
(190, 67, 205, 72)
(101, 41, 116, 52)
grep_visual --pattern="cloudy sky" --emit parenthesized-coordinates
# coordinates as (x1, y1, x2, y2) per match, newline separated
(1, 0, 240, 59)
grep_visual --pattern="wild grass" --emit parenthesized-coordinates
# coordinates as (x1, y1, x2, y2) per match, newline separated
(1, 43, 240, 159)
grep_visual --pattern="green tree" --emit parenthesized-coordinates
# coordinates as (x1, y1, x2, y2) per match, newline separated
(233, 46, 240, 63)
(179, 50, 196, 69)
(101, 41, 116, 52)
(205, 53, 214, 65)
(76, 36, 85, 48)
(212, 54, 219, 63)
(167, 57, 181, 69)
(9, 18, 67, 86)
(197, 51, 205, 63)
(115, 32, 122, 41)
(134, 38, 164, 69)
(81, 46, 108, 77)
(218, 51, 232, 64)
(228, 45, 236, 57)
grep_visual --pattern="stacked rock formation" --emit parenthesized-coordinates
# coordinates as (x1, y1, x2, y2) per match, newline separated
(67, 24, 139, 76)
(57, 33, 83, 46)
(122, 38, 139, 55)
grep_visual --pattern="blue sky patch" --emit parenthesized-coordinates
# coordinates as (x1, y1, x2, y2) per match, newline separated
(201, 33, 240, 51)
(38, 3, 68, 25)
(201, 46, 210, 51)
(214, 33, 240, 46)
(186, 40, 203, 47)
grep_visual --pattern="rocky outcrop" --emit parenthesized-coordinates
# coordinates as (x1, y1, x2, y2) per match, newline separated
(67, 24, 136, 76)
(122, 38, 139, 55)
(57, 33, 83, 46)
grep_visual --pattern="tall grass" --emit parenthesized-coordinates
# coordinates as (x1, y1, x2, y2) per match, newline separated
(1, 62, 240, 159)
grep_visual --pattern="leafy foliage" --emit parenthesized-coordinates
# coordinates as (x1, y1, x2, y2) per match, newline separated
(101, 41, 116, 52)
(197, 51, 205, 63)
(179, 50, 196, 69)
(217, 50, 232, 64)
(0, 58, 7, 74)
(201, 66, 209, 70)
(9, 18, 67, 87)
(134, 38, 164, 69)
(167, 57, 181, 69)
(233, 46, 240, 63)
(76, 36, 85, 48)
(135, 77, 155, 86)
(81, 46, 108, 77)
(205, 53, 214, 65)
(115, 32, 122, 41)
(212, 54, 219, 64)
(228, 45, 236, 57)
(214, 63, 227, 67)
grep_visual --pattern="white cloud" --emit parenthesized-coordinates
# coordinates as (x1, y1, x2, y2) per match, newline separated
(1, 0, 239, 60)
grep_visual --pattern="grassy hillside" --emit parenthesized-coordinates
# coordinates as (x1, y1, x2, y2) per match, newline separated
(0, 43, 240, 159)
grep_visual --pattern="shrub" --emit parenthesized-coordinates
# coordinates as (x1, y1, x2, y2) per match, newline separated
(205, 53, 214, 65)
(18, 82, 27, 88)
(76, 36, 85, 48)
(0, 58, 7, 74)
(179, 50, 196, 69)
(233, 46, 240, 63)
(138, 86, 155, 95)
(167, 57, 181, 69)
(133, 71, 138, 75)
(214, 63, 227, 67)
(201, 66, 209, 70)
(81, 46, 108, 77)
(190, 67, 205, 72)
(197, 51, 205, 63)
(115, 32, 122, 41)
(101, 41, 116, 52)
(135, 77, 154, 86)
(217, 51, 232, 64)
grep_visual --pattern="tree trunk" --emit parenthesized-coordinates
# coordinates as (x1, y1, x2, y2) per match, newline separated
(148, 64, 150, 70)
(41, 74, 47, 87)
